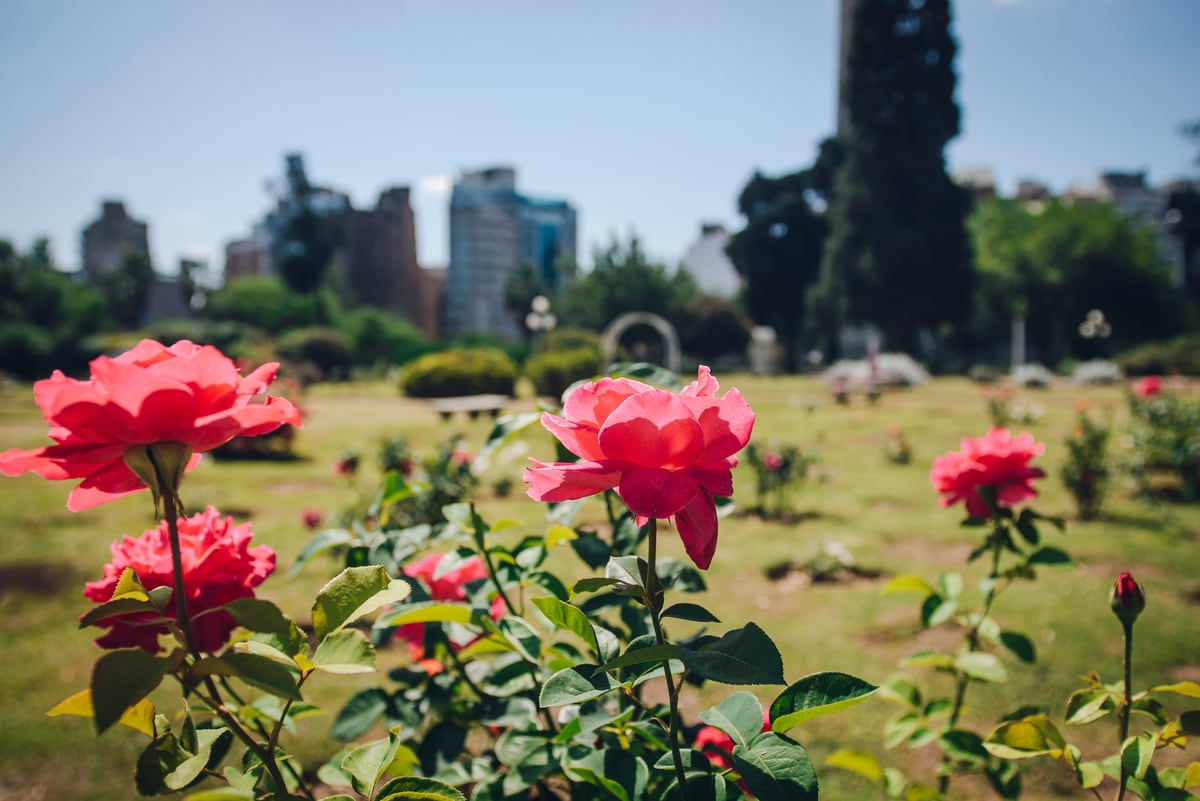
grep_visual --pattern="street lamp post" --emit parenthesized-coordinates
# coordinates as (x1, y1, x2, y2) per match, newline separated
(525, 295, 557, 350)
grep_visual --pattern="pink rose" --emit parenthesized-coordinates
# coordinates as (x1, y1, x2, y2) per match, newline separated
(0, 340, 301, 511)
(930, 428, 1046, 518)
(524, 366, 754, 569)
(82, 506, 275, 654)
(396, 553, 504, 663)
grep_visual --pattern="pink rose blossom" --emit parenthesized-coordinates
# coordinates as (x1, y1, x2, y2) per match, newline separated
(930, 428, 1046, 518)
(82, 506, 275, 654)
(0, 340, 300, 511)
(524, 366, 754, 570)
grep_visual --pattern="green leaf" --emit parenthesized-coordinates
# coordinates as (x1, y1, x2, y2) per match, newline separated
(288, 527, 354, 578)
(111, 567, 149, 600)
(955, 651, 1007, 683)
(881, 574, 936, 596)
(343, 731, 402, 797)
(901, 651, 955, 670)
(376, 775, 468, 801)
(531, 596, 600, 654)
(881, 677, 921, 708)
(732, 732, 819, 801)
(312, 566, 412, 640)
(225, 598, 308, 657)
(1075, 761, 1105, 789)
(312, 629, 376, 674)
(183, 789, 256, 801)
(998, 631, 1036, 664)
(662, 602, 721, 623)
(602, 644, 681, 672)
(331, 689, 389, 741)
(47, 688, 156, 737)
(984, 715, 1065, 759)
(166, 728, 230, 790)
(824, 748, 883, 783)
(539, 666, 619, 706)
(700, 691, 766, 749)
(652, 748, 716, 777)
(938, 572, 964, 599)
(1065, 688, 1116, 725)
(219, 652, 302, 701)
(1121, 733, 1155, 780)
(770, 672, 880, 731)
(1152, 682, 1200, 699)
(91, 649, 170, 734)
(680, 623, 785, 685)
(605, 555, 647, 592)
(1026, 547, 1072, 566)
(498, 616, 542, 663)
(939, 729, 989, 765)
(572, 577, 623, 594)
(921, 595, 958, 627)
(79, 597, 162, 628)
(375, 602, 476, 628)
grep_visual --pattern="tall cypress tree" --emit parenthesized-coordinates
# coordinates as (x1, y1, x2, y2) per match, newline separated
(810, 0, 973, 357)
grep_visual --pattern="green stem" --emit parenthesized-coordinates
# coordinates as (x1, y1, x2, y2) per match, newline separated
(153, 461, 296, 800)
(646, 520, 690, 800)
(939, 534, 1004, 794)
(1116, 621, 1134, 801)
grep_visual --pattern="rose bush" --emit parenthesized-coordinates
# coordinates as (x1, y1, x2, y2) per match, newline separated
(0, 339, 300, 510)
(524, 365, 754, 569)
(82, 506, 275, 654)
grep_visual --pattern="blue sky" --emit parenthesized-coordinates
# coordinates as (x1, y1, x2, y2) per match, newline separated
(1, 0, 1197, 277)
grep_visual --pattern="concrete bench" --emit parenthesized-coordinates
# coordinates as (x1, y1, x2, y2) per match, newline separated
(425, 394, 512, 421)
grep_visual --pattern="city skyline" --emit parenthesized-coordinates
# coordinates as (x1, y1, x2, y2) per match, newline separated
(1, 0, 1197, 277)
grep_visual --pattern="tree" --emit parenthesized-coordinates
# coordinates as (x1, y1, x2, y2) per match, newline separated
(971, 198, 1185, 364)
(502, 262, 550, 340)
(812, 0, 974, 358)
(728, 137, 843, 370)
(101, 249, 156, 329)
(203, 275, 341, 335)
(272, 155, 343, 294)
(0, 238, 109, 377)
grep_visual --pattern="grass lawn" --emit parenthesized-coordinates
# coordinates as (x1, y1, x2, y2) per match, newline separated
(1, 373, 1197, 800)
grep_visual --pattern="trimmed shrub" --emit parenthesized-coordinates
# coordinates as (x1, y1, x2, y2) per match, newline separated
(1116, 333, 1200, 376)
(400, 347, 518, 398)
(339, 307, 433, 367)
(525, 347, 604, 399)
(276, 327, 353, 381)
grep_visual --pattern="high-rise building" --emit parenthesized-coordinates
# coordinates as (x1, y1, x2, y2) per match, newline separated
(81, 200, 150, 278)
(443, 167, 576, 339)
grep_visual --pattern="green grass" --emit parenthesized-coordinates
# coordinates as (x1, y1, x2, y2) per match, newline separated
(1, 375, 1197, 800)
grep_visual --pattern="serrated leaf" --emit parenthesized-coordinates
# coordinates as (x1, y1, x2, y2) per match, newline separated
(882, 574, 936, 596)
(79, 597, 162, 628)
(220, 652, 302, 700)
(732, 732, 819, 801)
(312, 566, 412, 640)
(531, 596, 600, 654)
(680, 623, 785, 685)
(539, 666, 619, 706)
(91, 649, 170, 734)
(1065, 688, 1116, 725)
(111, 567, 149, 601)
(376, 775, 468, 801)
(700, 691, 766, 749)
(374, 602, 476, 628)
(824, 748, 883, 783)
(662, 602, 721, 623)
(312, 629, 376, 674)
(47, 689, 156, 737)
(603, 644, 681, 671)
(770, 672, 879, 731)
(288, 527, 355, 578)
(984, 715, 1065, 760)
(343, 730, 402, 797)
(331, 688, 390, 741)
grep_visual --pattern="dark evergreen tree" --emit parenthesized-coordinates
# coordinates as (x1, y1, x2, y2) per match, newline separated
(812, 0, 973, 358)
(727, 137, 843, 371)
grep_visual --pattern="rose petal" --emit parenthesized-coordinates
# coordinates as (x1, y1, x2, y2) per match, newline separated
(674, 492, 719, 570)
(617, 466, 697, 519)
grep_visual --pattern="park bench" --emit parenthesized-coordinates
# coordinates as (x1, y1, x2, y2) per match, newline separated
(425, 394, 512, 421)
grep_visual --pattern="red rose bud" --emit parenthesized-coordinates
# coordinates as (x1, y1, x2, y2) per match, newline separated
(1110, 572, 1145, 625)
